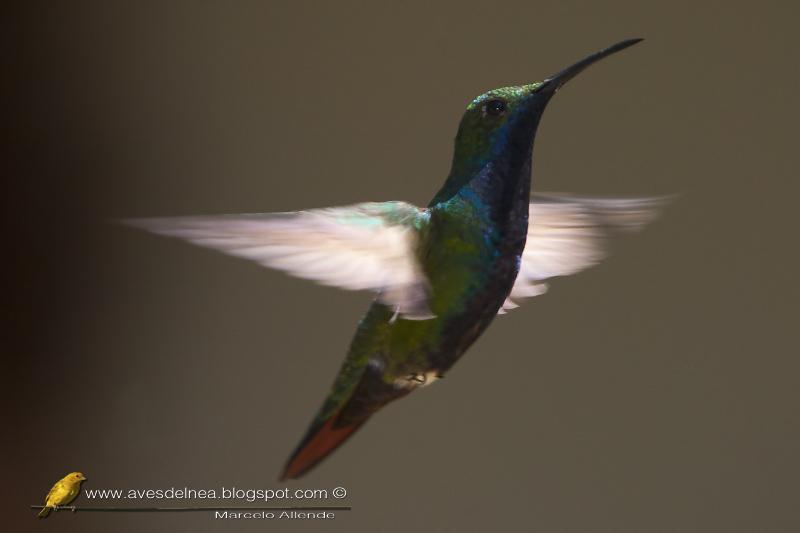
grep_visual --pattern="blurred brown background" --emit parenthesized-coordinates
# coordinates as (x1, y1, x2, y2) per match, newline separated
(6, 1, 799, 531)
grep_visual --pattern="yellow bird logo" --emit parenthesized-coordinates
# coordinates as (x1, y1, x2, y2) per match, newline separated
(37, 472, 87, 518)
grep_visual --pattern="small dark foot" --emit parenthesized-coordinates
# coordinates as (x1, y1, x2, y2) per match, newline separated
(406, 373, 427, 384)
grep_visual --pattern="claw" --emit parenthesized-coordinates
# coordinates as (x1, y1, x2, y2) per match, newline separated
(393, 370, 441, 390)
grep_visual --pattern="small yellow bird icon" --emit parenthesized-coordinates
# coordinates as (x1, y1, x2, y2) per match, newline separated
(37, 472, 87, 518)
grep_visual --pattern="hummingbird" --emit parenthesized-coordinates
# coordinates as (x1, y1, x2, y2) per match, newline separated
(128, 38, 667, 479)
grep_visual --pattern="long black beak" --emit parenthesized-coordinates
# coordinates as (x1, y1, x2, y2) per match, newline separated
(538, 38, 643, 94)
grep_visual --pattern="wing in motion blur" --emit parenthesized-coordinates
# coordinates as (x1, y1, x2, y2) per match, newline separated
(126, 201, 434, 319)
(499, 194, 669, 313)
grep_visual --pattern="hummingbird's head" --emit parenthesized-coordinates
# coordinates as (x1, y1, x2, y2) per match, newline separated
(442, 39, 643, 198)
(453, 83, 549, 172)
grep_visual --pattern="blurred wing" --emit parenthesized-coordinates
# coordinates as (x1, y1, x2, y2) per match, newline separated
(126, 202, 433, 319)
(499, 194, 669, 314)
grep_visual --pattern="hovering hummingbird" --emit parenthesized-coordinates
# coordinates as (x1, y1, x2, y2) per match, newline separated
(129, 38, 667, 479)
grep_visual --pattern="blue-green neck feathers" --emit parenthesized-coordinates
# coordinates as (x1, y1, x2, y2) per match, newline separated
(429, 82, 547, 212)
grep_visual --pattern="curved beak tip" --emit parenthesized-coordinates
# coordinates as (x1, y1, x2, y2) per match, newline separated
(540, 38, 643, 93)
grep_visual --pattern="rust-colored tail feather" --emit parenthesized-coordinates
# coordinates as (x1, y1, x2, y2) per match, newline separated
(280, 363, 412, 480)
(280, 412, 365, 480)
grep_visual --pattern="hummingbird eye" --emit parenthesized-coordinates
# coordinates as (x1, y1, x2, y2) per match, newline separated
(484, 99, 507, 117)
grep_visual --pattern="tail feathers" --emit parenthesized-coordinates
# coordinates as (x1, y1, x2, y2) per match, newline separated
(281, 359, 414, 480)
(37, 506, 51, 518)
(280, 412, 366, 481)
